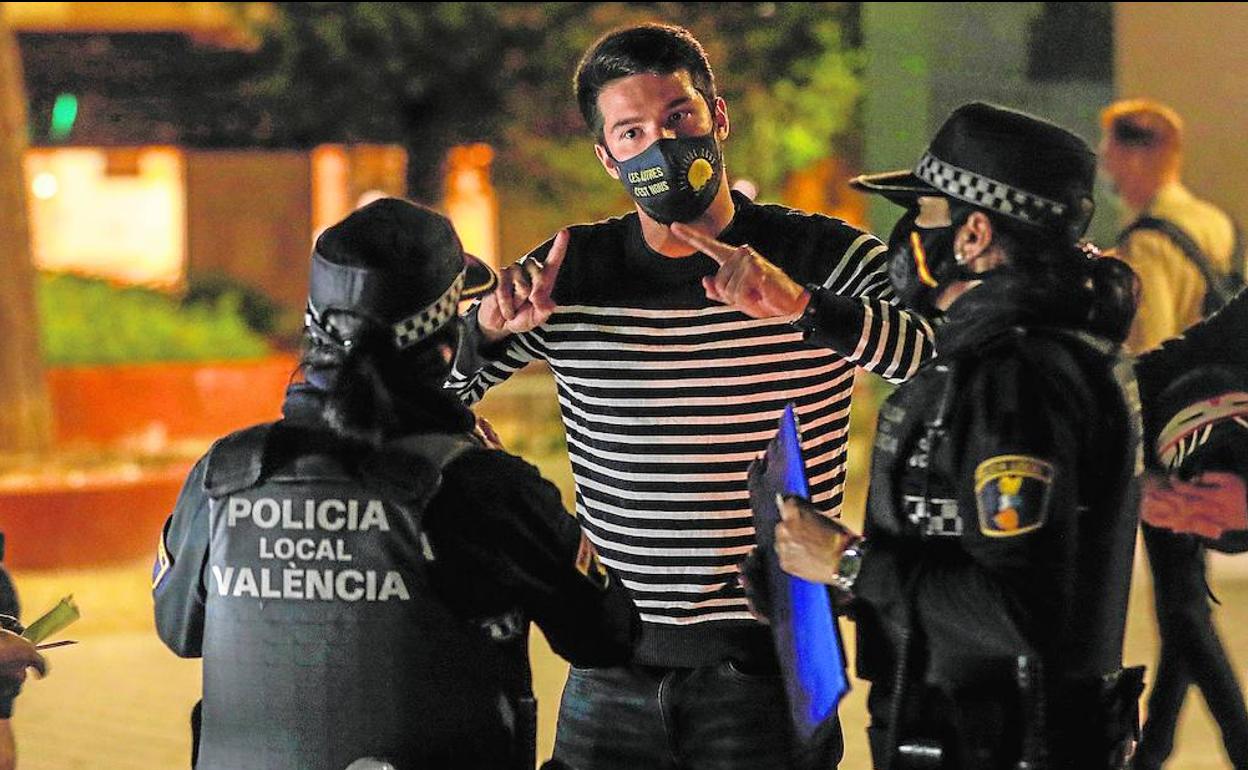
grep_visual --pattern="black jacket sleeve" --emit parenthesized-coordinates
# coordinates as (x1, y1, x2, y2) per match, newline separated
(423, 449, 640, 667)
(1135, 286, 1248, 409)
(152, 457, 212, 658)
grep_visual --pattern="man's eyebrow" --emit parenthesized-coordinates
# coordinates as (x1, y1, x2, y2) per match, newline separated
(607, 96, 695, 134)
(607, 114, 643, 134)
(663, 96, 694, 112)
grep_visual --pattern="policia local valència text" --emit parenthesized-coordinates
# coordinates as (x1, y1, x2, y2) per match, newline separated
(211, 496, 413, 602)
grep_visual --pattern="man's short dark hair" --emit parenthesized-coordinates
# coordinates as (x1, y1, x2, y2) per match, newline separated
(1111, 118, 1160, 148)
(574, 23, 718, 142)
(1100, 99, 1184, 152)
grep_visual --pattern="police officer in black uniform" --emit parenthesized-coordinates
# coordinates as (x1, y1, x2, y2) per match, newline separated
(153, 198, 640, 770)
(762, 103, 1146, 769)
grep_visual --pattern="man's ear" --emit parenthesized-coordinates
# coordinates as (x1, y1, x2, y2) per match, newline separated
(594, 144, 621, 180)
(713, 96, 730, 142)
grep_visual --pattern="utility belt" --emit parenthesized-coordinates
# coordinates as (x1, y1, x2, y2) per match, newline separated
(869, 662, 1145, 770)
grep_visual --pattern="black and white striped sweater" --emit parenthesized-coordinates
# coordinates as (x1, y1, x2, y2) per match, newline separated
(450, 193, 935, 666)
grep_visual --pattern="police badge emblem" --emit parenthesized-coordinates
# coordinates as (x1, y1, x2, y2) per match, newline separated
(975, 454, 1055, 537)
(152, 527, 172, 590)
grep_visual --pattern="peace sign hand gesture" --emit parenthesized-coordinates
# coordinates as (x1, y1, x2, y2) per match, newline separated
(669, 222, 810, 319)
(478, 229, 570, 343)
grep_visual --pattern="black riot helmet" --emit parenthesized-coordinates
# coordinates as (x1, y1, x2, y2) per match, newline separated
(1152, 365, 1248, 552)
(1153, 365, 1248, 476)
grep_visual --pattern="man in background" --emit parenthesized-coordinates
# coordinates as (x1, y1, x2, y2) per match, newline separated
(1101, 98, 1243, 348)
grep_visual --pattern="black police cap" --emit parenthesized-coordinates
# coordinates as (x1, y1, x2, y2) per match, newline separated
(851, 102, 1097, 240)
(308, 198, 497, 349)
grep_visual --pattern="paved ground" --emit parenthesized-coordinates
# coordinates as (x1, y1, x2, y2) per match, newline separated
(6, 552, 1247, 769)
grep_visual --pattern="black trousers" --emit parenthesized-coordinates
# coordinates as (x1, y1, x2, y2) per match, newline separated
(1138, 524, 1248, 769)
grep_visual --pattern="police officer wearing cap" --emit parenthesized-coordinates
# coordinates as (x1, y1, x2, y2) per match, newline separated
(763, 103, 1145, 769)
(153, 198, 640, 770)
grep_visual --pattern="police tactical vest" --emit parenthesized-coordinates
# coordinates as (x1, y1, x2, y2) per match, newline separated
(862, 327, 1141, 683)
(196, 422, 523, 770)
(860, 327, 1144, 769)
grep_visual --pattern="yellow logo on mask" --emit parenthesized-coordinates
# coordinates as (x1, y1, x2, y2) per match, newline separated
(687, 158, 714, 191)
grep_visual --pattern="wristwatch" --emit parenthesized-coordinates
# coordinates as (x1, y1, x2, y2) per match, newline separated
(830, 538, 868, 595)
(789, 283, 825, 334)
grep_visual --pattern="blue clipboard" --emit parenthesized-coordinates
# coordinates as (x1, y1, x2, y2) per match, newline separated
(747, 403, 851, 744)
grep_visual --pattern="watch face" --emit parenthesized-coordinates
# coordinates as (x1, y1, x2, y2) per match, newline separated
(840, 548, 861, 576)
(832, 546, 862, 593)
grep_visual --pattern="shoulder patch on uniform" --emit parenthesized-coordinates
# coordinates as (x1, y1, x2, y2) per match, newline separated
(975, 455, 1055, 538)
(575, 532, 610, 590)
(152, 532, 172, 591)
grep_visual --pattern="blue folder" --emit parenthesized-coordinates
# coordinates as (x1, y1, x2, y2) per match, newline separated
(747, 403, 851, 744)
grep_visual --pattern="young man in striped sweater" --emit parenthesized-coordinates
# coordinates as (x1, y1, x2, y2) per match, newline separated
(449, 23, 934, 769)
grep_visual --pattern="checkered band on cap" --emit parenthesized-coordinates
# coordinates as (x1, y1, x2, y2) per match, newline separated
(915, 152, 1068, 226)
(392, 271, 465, 350)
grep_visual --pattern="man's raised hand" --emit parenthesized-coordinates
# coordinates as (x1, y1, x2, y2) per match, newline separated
(478, 229, 569, 342)
(668, 222, 809, 319)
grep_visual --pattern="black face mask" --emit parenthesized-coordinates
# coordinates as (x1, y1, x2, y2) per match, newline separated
(885, 209, 958, 314)
(610, 132, 724, 225)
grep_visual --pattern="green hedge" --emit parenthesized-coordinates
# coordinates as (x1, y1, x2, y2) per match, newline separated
(38, 273, 273, 366)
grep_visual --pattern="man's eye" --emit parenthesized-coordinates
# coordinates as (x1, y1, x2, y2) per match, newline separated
(667, 111, 689, 126)
(621, 128, 639, 141)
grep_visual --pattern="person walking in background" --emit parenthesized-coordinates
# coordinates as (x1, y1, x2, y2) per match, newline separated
(1101, 99, 1243, 348)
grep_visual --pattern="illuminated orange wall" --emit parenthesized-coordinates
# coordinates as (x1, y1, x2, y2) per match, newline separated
(311, 144, 408, 241)
(26, 146, 186, 286)
(23, 141, 501, 310)
(6, 2, 263, 47)
(444, 143, 499, 268)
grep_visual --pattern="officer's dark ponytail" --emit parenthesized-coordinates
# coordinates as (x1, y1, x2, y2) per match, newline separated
(303, 316, 396, 446)
(986, 211, 1138, 343)
(301, 312, 459, 447)
(304, 200, 467, 446)
(1083, 252, 1138, 343)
